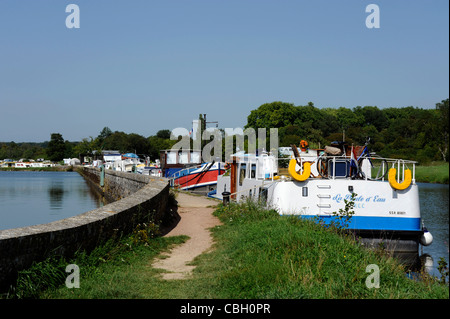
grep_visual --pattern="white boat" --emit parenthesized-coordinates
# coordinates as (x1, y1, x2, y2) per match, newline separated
(103, 153, 145, 172)
(213, 144, 433, 259)
(137, 165, 162, 176)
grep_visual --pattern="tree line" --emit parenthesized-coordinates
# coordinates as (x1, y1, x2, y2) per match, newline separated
(245, 99, 449, 163)
(0, 129, 177, 163)
(1, 98, 448, 164)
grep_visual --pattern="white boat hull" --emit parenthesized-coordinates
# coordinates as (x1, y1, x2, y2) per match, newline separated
(213, 149, 430, 259)
(270, 179, 421, 232)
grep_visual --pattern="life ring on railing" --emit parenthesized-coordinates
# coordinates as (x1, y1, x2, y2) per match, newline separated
(388, 168, 412, 190)
(288, 159, 311, 182)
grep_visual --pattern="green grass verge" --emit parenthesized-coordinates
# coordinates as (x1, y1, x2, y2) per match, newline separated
(415, 162, 449, 184)
(5, 202, 449, 299)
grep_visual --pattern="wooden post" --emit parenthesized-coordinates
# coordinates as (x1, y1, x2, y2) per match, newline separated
(230, 156, 238, 200)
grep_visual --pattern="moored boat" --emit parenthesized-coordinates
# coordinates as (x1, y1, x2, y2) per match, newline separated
(213, 142, 433, 261)
(171, 161, 226, 195)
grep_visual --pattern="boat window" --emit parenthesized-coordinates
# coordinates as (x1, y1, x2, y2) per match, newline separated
(302, 187, 308, 197)
(179, 152, 189, 164)
(251, 163, 256, 178)
(190, 151, 201, 163)
(166, 152, 177, 164)
(239, 163, 246, 186)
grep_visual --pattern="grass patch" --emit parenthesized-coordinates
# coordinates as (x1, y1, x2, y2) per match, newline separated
(205, 201, 448, 298)
(4, 225, 188, 299)
(415, 162, 449, 184)
(5, 201, 449, 299)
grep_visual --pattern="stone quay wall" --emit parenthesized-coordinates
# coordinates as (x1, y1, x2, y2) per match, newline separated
(0, 167, 170, 292)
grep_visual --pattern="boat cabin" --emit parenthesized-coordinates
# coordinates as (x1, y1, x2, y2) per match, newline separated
(159, 149, 202, 177)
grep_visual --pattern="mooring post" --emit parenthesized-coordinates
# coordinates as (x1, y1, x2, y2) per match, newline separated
(100, 165, 105, 187)
(222, 191, 231, 206)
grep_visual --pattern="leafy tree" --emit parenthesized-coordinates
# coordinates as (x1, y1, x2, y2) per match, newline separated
(127, 133, 150, 155)
(148, 135, 177, 160)
(335, 107, 364, 141)
(244, 99, 448, 162)
(47, 133, 66, 162)
(102, 131, 130, 153)
(156, 129, 171, 139)
(246, 102, 298, 129)
(435, 99, 449, 161)
(98, 127, 113, 141)
(73, 137, 97, 159)
(354, 106, 388, 131)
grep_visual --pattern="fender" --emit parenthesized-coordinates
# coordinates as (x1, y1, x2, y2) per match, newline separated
(388, 168, 412, 190)
(288, 159, 311, 182)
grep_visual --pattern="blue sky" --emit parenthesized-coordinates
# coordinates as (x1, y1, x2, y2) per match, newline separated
(0, 0, 448, 142)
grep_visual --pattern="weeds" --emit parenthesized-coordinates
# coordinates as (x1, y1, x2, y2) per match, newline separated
(5, 222, 162, 299)
(311, 192, 357, 236)
(332, 192, 357, 231)
(214, 199, 278, 224)
(7, 256, 68, 299)
(437, 258, 449, 284)
(131, 222, 160, 245)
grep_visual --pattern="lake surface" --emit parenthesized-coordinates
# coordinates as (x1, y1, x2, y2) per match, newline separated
(417, 182, 449, 278)
(0, 171, 104, 230)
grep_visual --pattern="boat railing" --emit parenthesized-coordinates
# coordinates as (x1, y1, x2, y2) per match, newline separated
(275, 154, 417, 183)
(170, 165, 196, 187)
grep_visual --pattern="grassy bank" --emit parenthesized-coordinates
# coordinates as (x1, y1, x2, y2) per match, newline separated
(4, 201, 448, 299)
(415, 162, 449, 184)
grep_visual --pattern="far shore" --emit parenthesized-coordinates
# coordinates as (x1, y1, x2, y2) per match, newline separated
(1, 162, 448, 184)
(0, 165, 74, 172)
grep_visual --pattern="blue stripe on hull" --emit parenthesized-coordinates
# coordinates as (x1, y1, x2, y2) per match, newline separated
(299, 215, 421, 232)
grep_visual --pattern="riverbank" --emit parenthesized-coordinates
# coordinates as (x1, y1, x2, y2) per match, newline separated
(5, 194, 448, 300)
(415, 162, 449, 184)
(0, 165, 74, 172)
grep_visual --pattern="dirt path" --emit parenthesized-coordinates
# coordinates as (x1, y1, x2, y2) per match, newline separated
(152, 192, 221, 280)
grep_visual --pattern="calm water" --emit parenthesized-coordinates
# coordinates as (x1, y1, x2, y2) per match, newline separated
(418, 183, 449, 278)
(0, 171, 104, 230)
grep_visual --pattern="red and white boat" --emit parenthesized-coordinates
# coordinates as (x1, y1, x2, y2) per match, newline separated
(170, 161, 226, 195)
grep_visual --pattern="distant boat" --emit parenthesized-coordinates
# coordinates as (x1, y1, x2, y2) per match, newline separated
(137, 165, 162, 177)
(159, 149, 225, 195)
(159, 149, 203, 178)
(171, 161, 225, 194)
(122, 153, 139, 159)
